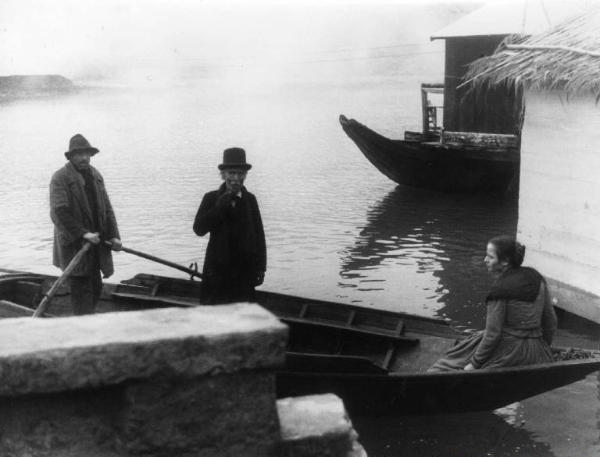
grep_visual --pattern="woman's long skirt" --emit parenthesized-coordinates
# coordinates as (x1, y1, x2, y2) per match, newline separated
(428, 330, 554, 372)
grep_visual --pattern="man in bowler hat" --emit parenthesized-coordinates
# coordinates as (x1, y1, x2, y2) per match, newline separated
(50, 134, 122, 315)
(193, 147, 266, 304)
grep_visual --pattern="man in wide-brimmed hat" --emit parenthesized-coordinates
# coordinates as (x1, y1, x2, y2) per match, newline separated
(50, 133, 122, 315)
(193, 147, 266, 304)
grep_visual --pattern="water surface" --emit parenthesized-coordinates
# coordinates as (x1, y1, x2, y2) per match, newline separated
(1, 60, 599, 457)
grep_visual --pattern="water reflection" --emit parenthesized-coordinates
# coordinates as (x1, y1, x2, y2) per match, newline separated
(341, 186, 600, 457)
(340, 186, 517, 328)
(512, 372, 600, 456)
(353, 410, 554, 457)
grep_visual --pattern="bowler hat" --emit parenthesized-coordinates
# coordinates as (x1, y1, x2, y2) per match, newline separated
(64, 134, 99, 159)
(218, 147, 252, 171)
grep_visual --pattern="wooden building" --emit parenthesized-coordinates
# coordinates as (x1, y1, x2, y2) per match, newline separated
(430, 1, 584, 135)
(465, 6, 600, 322)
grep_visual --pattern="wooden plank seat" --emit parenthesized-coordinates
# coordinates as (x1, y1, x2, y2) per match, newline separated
(0, 300, 35, 317)
(14, 280, 43, 307)
(111, 291, 197, 307)
(280, 316, 420, 344)
(0, 300, 57, 318)
(285, 352, 388, 374)
(113, 283, 157, 296)
(115, 290, 419, 345)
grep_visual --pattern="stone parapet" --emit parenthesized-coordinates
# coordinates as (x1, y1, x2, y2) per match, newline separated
(0, 305, 286, 456)
(0, 303, 286, 396)
(0, 303, 366, 456)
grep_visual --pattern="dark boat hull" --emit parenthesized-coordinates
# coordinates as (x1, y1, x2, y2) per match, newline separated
(339, 115, 520, 195)
(278, 358, 598, 415)
(1, 270, 598, 415)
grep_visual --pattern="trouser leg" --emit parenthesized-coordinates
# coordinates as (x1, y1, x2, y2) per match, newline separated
(70, 269, 102, 315)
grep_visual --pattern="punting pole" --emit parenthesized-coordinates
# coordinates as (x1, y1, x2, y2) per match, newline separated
(105, 241, 202, 280)
(33, 242, 92, 318)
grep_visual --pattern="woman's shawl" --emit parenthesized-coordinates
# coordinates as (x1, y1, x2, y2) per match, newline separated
(486, 266, 543, 302)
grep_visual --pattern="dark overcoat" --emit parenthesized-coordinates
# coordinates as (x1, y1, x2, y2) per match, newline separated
(50, 162, 120, 277)
(193, 184, 266, 296)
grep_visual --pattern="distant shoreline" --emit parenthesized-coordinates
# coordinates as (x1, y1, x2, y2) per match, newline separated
(0, 74, 77, 100)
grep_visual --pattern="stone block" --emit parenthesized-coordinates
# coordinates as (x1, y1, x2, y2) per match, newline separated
(277, 394, 367, 457)
(0, 304, 287, 395)
(122, 372, 279, 456)
(0, 386, 123, 457)
(0, 304, 288, 456)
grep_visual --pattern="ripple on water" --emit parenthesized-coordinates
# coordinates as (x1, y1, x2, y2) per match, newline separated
(0, 67, 597, 457)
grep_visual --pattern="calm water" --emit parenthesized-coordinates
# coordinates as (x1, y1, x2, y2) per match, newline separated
(1, 76, 599, 456)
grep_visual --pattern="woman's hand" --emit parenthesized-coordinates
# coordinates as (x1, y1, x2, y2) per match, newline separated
(464, 363, 476, 371)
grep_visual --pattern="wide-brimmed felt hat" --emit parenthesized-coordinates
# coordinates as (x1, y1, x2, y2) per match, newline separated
(64, 134, 99, 159)
(218, 147, 252, 171)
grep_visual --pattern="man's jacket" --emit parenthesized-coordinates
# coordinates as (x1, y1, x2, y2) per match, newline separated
(50, 162, 119, 277)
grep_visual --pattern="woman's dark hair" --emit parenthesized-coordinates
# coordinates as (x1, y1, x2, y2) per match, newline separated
(489, 235, 526, 267)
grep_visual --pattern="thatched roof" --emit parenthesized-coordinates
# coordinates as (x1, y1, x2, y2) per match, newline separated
(431, 0, 582, 40)
(463, 6, 600, 98)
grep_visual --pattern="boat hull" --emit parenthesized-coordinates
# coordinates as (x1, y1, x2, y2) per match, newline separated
(1, 270, 598, 415)
(339, 115, 520, 195)
(278, 358, 600, 414)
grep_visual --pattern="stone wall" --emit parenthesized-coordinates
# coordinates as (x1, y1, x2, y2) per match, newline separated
(0, 304, 365, 456)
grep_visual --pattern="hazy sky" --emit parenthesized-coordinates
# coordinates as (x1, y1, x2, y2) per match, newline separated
(0, 0, 482, 81)
(3, 0, 591, 83)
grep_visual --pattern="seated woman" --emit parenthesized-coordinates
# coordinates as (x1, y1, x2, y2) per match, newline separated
(429, 235, 558, 372)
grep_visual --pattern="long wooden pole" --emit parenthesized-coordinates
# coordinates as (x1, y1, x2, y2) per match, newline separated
(105, 241, 202, 279)
(33, 242, 92, 317)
